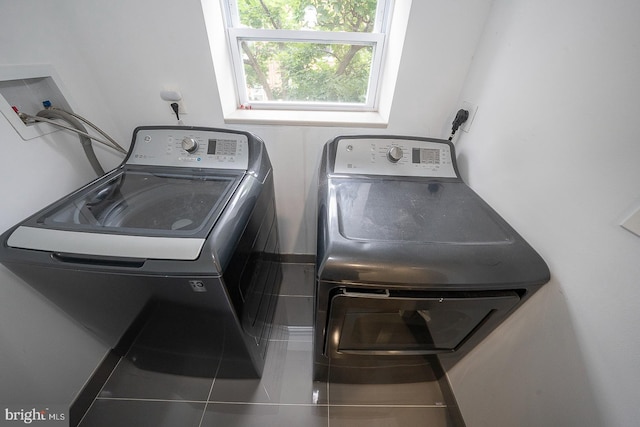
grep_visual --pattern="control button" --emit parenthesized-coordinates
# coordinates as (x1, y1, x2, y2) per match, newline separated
(181, 137, 199, 153)
(387, 146, 403, 163)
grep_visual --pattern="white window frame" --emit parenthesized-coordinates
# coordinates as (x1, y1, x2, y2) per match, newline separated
(201, 0, 411, 126)
(221, 0, 394, 112)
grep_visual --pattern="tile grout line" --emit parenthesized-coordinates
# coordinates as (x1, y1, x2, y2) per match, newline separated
(278, 293, 314, 297)
(95, 397, 449, 409)
(94, 397, 209, 404)
(196, 332, 225, 427)
(326, 367, 331, 427)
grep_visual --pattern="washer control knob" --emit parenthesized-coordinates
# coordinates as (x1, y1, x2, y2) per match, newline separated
(387, 146, 403, 163)
(181, 137, 199, 153)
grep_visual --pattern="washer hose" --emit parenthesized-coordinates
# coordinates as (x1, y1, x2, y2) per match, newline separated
(36, 109, 105, 176)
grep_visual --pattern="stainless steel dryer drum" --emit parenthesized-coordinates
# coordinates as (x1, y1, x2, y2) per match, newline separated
(0, 126, 281, 378)
(314, 135, 550, 383)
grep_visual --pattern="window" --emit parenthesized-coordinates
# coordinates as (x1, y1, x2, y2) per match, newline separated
(221, 0, 394, 112)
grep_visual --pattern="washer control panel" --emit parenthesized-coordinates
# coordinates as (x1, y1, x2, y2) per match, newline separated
(333, 137, 457, 178)
(127, 129, 249, 170)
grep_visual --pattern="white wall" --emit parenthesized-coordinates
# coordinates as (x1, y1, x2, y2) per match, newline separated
(0, 2, 124, 406)
(448, 0, 640, 426)
(0, 0, 492, 407)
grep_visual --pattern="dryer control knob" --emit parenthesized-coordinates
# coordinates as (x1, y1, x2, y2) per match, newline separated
(387, 146, 403, 163)
(182, 137, 199, 153)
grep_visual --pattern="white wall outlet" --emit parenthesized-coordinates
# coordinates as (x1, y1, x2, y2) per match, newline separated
(168, 100, 188, 117)
(160, 89, 187, 117)
(461, 101, 478, 133)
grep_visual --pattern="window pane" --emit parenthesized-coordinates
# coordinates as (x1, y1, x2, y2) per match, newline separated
(241, 40, 373, 104)
(237, 0, 379, 32)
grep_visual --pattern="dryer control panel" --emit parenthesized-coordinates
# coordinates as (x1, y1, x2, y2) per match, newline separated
(333, 137, 457, 178)
(127, 128, 249, 170)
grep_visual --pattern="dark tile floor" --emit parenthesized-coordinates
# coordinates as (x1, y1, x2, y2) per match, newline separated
(78, 263, 463, 426)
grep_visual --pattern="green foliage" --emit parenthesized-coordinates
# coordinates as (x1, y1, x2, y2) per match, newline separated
(236, 0, 379, 104)
(312, 0, 378, 32)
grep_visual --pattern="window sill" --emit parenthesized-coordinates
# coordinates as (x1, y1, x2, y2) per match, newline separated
(223, 108, 389, 128)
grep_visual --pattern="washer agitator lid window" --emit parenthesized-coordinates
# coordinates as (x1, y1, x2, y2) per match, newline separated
(6, 168, 243, 261)
(41, 169, 240, 236)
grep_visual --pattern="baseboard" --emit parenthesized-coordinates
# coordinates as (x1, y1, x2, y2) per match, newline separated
(432, 357, 467, 426)
(69, 350, 120, 427)
(279, 253, 315, 263)
(69, 301, 157, 426)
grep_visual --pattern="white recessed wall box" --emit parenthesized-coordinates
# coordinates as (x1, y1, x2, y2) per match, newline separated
(0, 64, 74, 140)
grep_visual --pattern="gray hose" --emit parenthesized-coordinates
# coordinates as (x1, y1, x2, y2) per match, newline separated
(50, 107, 127, 153)
(36, 109, 105, 176)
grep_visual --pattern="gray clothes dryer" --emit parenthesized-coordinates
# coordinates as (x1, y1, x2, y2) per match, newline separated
(314, 135, 550, 382)
(0, 126, 281, 378)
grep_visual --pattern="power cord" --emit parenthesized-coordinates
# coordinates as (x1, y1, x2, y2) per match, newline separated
(170, 102, 180, 121)
(170, 102, 185, 125)
(448, 109, 469, 141)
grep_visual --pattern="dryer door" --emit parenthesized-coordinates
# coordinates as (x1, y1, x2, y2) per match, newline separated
(325, 289, 520, 356)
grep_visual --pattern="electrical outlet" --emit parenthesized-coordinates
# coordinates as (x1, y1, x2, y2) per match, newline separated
(461, 101, 478, 133)
(160, 89, 187, 117)
(169, 100, 187, 116)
